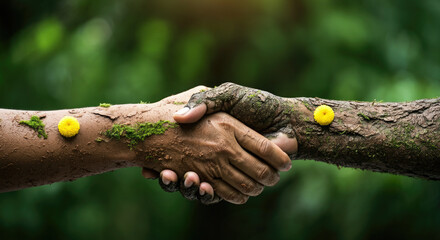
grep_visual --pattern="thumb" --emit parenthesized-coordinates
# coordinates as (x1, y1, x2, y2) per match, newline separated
(173, 104, 207, 123)
(268, 133, 298, 155)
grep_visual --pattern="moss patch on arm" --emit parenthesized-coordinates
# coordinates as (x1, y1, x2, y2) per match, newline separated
(19, 116, 48, 139)
(172, 101, 186, 105)
(99, 103, 111, 108)
(103, 120, 178, 149)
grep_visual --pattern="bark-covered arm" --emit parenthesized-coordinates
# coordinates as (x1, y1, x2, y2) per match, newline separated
(184, 83, 440, 180)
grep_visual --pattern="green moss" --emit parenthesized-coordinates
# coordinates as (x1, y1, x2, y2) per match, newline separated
(172, 101, 186, 105)
(255, 101, 262, 108)
(99, 103, 111, 108)
(282, 103, 295, 114)
(103, 120, 178, 149)
(247, 94, 256, 99)
(357, 113, 370, 121)
(302, 101, 313, 111)
(389, 124, 420, 151)
(305, 127, 315, 135)
(19, 115, 48, 139)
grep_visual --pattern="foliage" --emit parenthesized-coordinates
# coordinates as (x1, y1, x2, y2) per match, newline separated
(1, 0, 440, 239)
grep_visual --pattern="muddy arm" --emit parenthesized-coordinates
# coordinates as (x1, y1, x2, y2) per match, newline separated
(0, 87, 291, 205)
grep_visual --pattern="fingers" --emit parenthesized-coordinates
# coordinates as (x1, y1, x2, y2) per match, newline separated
(158, 170, 179, 192)
(269, 132, 298, 155)
(199, 182, 214, 196)
(210, 179, 249, 204)
(173, 82, 240, 123)
(222, 165, 264, 196)
(234, 124, 292, 171)
(230, 151, 280, 186)
(158, 170, 221, 204)
(173, 104, 207, 124)
(198, 182, 222, 205)
(179, 172, 200, 201)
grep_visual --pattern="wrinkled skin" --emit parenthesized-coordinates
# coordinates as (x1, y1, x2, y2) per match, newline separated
(144, 112, 291, 204)
(144, 83, 298, 204)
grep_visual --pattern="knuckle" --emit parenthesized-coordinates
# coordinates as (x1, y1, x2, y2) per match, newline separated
(258, 138, 271, 156)
(257, 166, 270, 182)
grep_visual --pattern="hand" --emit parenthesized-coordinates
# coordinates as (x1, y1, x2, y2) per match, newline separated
(148, 83, 298, 204)
(144, 112, 291, 204)
(174, 82, 298, 154)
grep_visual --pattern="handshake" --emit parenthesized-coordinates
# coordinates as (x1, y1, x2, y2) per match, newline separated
(141, 82, 298, 205)
(1, 83, 437, 203)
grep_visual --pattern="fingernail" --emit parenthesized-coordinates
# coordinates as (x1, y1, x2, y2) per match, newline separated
(162, 178, 171, 185)
(199, 188, 205, 196)
(184, 177, 193, 188)
(285, 162, 292, 171)
(175, 107, 190, 115)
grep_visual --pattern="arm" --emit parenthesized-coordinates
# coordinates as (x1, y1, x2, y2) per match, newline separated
(175, 83, 440, 180)
(0, 87, 291, 204)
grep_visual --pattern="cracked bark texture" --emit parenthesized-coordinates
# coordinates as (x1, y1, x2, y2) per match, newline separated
(189, 83, 440, 180)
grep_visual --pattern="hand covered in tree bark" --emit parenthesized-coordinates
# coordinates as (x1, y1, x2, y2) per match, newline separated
(146, 83, 298, 204)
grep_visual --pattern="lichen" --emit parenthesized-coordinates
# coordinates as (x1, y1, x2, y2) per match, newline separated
(302, 101, 314, 112)
(19, 116, 48, 139)
(388, 123, 420, 151)
(103, 120, 178, 149)
(357, 113, 370, 121)
(99, 103, 111, 108)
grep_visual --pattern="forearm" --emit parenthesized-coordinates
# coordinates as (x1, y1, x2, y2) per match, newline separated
(0, 98, 184, 192)
(288, 97, 440, 179)
(186, 82, 440, 180)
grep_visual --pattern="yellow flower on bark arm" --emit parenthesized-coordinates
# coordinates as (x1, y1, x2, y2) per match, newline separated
(58, 116, 80, 137)
(314, 105, 335, 126)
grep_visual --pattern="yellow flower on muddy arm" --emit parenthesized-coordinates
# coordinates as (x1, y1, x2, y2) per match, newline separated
(58, 116, 80, 137)
(313, 105, 335, 126)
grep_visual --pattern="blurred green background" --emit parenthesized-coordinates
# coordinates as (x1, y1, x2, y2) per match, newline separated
(1, 0, 440, 239)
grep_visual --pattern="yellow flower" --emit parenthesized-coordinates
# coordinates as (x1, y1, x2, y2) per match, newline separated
(58, 116, 80, 137)
(314, 105, 334, 126)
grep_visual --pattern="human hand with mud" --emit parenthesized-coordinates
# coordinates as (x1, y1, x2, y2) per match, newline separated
(175, 82, 299, 154)
(143, 112, 291, 204)
(145, 83, 298, 203)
